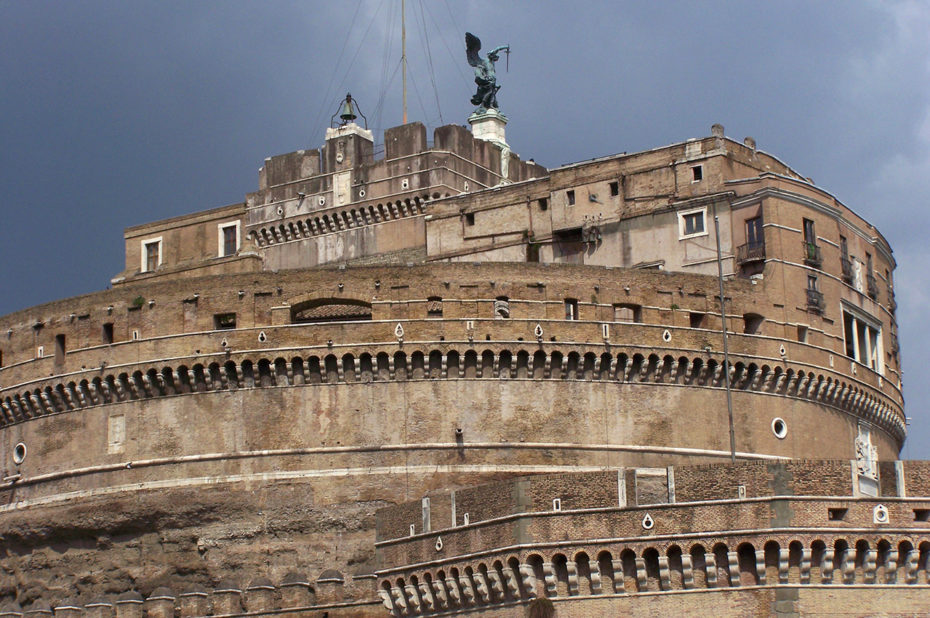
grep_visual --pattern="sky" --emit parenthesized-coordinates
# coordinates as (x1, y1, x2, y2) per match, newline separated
(1, 0, 929, 457)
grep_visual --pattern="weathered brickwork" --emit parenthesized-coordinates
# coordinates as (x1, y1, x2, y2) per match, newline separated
(0, 119, 914, 616)
(376, 466, 930, 615)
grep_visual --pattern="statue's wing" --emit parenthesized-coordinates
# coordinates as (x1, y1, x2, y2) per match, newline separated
(465, 32, 482, 68)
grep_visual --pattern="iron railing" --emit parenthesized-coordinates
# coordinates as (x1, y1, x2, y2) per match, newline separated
(840, 255, 853, 284)
(737, 241, 766, 265)
(802, 241, 822, 268)
(867, 273, 879, 300)
(806, 288, 825, 313)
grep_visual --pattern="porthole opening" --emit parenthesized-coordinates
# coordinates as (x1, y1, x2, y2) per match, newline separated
(13, 442, 26, 465)
(771, 417, 787, 439)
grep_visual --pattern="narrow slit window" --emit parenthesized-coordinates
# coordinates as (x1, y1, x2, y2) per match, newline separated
(566, 190, 575, 206)
(564, 299, 578, 320)
(609, 181, 620, 196)
(103, 323, 114, 344)
(465, 212, 475, 226)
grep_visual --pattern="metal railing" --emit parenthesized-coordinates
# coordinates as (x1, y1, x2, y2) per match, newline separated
(867, 273, 879, 300)
(736, 241, 766, 265)
(840, 255, 853, 284)
(802, 241, 822, 268)
(806, 288, 825, 313)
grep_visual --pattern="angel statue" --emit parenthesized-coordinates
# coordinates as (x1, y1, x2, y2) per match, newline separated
(465, 32, 509, 112)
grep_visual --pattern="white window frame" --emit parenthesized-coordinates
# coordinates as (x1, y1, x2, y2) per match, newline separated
(217, 221, 241, 258)
(678, 207, 708, 240)
(842, 302, 884, 375)
(140, 236, 163, 273)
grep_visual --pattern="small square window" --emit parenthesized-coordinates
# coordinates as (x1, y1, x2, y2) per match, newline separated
(609, 181, 620, 197)
(828, 507, 848, 521)
(214, 313, 237, 330)
(691, 165, 703, 182)
(689, 312, 705, 328)
(566, 190, 575, 206)
(679, 208, 706, 238)
(914, 509, 930, 522)
(614, 303, 642, 323)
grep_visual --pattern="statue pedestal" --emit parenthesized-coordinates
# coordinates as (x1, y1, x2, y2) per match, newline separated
(468, 109, 508, 149)
(468, 109, 510, 183)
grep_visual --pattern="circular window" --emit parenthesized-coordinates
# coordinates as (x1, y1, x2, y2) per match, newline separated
(771, 418, 787, 439)
(358, 188, 366, 198)
(12, 442, 26, 465)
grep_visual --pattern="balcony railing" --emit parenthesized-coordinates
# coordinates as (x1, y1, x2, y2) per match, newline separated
(806, 288, 825, 313)
(867, 273, 879, 300)
(737, 240, 766, 265)
(840, 255, 853, 284)
(889, 287, 897, 313)
(802, 241, 822, 268)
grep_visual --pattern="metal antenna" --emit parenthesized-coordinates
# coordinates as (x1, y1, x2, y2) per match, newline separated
(402, 0, 407, 124)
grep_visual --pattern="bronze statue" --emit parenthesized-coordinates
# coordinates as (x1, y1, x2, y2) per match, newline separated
(465, 32, 509, 112)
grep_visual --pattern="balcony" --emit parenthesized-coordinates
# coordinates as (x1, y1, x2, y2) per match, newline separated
(802, 241, 822, 268)
(806, 288, 825, 314)
(889, 287, 897, 313)
(737, 240, 766, 265)
(867, 273, 879, 300)
(840, 255, 853, 284)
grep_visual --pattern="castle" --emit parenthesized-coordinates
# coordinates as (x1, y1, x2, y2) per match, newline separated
(0, 98, 926, 616)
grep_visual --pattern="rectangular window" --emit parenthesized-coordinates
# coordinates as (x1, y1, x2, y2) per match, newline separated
(143, 239, 162, 272)
(218, 222, 240, 257)
(797, 324, 808, 343)
(691, 165, 703, 182)
(566, 190, 575, 206)
(102, 323, 114, 344)
(465, 212, 475, 226)
(746, 216, 763, 246)
(678, 207, 706, 239)
(808, 274, 818, 290)
(55, 334, 65, 364)
(538, 197, 548, 211)
(614, 303, 642, 323)
(803, 218, 816, 244)
(843, 308, 883, 374)
(427, 297, 443, 317)
(36, 345, 44, 359)
(689, 312, 705, 328)
(564, 299, 578, 320)
(609, 181, 620, 197)
(840, 235, 848, 257)
(213, 313, 237, 330)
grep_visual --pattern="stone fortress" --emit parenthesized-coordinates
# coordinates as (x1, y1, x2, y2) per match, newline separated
(0, 93, 925, 616)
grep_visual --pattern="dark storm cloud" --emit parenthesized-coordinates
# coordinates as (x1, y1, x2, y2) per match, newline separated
(1, 1, 928, 455)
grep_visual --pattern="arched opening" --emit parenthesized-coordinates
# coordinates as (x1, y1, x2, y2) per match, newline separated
(713, 543, 731, 587)
(620, 549, 639, 593)
(642, 547, 661, 591)
(429, 350, 443, 379)
(667, 545, 684, 589)
(463, 350, 478, 378)
(410, 351, 425, 379)
(516, 350, 530, 379)
(737, 542, 759, 586)
(446, 350, 460, 379)
(596, 550, 615, 594)
(290, 298, 373, 323)
(574, 552, 592, 596)
(690, 544, 707, 588)
(551, 553, 569, 597)
(498, 350, 513, 379)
